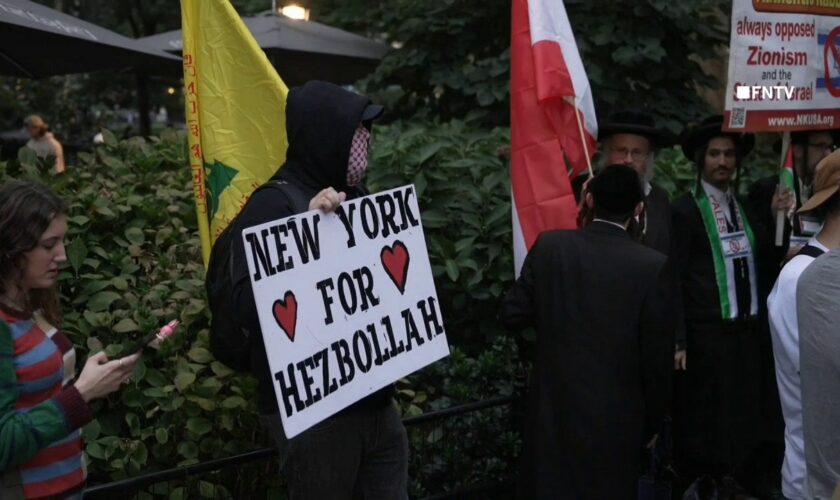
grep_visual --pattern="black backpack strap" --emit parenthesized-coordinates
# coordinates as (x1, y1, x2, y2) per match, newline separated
(253, 179, 310, 214)
(796, 244, 826, 259)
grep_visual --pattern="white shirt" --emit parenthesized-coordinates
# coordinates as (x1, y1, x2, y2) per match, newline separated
(767, 236, 829, 499)
(700, 180, 737, 229)
(25, 132, 65, 172)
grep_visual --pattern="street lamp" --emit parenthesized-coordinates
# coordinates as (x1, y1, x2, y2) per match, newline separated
(272, 1, 310, 20)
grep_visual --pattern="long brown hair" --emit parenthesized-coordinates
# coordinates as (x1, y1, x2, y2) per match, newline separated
(0, 180, 67, 324)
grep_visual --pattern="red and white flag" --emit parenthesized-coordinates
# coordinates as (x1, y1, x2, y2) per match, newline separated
(510, 0, 597, 274)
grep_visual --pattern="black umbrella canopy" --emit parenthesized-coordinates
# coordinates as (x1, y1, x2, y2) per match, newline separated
(0, 0, 181, 77)
(137, 13, 389, 86)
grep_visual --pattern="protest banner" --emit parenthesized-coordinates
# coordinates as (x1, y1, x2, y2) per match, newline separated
(723, 0, 840, 132)
(243, 184, 450, 438)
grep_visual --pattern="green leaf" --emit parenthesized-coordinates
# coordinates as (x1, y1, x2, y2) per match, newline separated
(131, 441, 148, 465)
(86, 441, 107, 460)
(68, 214, 90, 226)
(485, 203, 509, 227)
(183, 299, 205, 318)
(124, 227, 145, 245)
(199, 481, 217, 497)
(185, 417, 212, 435)
(95, 206, 116, 217)
(113, 318, 139, 333)
(144, 368, 168, 388)
(66, 238, 88, 274)
(420, 209, 448, 228)
(17, 147, 38, 166)
(174, 372, 195, 392)
(155, 428, 169, 444)
(412, 141, 444, 165)
(82, 258, 101, 270)
(187, 396, 216, 411)
(121, 387, 144, 408)
(454, 237, 476, 253)
(111, 276, 129, 291)
(176, 441, 198, 460)
(444, 260, 460, 281)
(87, 291, 121, 312)
(84, 310, 111, 328)
(221, 396, 246, 409)
(83, 419, 101, 441)
(125, 412, 140, 435)
(102, 128, 118, 146)
(210, 361, 233, 377)
(143, 387, 167, 398)
(169, 291, 190, 300)
(86, 336, 104, 352)
(187, 347, 214, 363)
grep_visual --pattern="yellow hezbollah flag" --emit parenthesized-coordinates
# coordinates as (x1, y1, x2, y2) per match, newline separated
(181, 0, 289, 266)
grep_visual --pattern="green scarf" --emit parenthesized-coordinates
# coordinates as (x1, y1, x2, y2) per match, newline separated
(694, 185, 758, 320)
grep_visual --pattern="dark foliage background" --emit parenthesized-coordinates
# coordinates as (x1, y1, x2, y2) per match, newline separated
(0, 0, 781, 496)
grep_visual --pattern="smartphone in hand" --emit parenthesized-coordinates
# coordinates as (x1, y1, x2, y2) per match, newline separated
(124, 319, 180, 354)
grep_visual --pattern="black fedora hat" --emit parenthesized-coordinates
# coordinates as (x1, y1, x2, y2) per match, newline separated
(681, 115, 755, 161)
(598, 110, 675, 148)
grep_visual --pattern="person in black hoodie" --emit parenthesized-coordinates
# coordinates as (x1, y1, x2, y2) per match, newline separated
(230, 81, 407, 500)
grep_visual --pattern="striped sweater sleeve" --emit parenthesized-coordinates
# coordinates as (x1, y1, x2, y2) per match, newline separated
(0, 321, 92, 471)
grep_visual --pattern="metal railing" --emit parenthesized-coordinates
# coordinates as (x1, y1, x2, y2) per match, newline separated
(83, 395, 519, 499)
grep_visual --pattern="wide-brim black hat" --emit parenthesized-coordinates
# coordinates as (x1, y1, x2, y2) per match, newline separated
(681, 115, 755, 161)
(598, 110, 675, 148)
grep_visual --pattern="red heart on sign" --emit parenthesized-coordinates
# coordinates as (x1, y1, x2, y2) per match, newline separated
(273, 291, 297, 342)
(380, 240, 410, 294)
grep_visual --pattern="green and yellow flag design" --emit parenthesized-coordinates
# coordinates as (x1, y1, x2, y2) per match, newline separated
(181, 0, 289, 266)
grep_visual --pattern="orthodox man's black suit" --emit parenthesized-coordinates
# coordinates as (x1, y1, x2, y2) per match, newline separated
(574, 174, 673, 256)
(501, 221, 674, 499)
(671, 191, 776, 478)
(640, 183, 673, 256)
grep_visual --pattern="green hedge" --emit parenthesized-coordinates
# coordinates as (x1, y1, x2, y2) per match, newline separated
(3, 125, 524, 496)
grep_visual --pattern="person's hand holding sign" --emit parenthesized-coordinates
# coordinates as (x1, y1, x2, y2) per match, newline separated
(309, 187, 346, 212)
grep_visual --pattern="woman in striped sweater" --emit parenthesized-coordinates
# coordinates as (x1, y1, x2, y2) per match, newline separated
(0, 180, 139, 499)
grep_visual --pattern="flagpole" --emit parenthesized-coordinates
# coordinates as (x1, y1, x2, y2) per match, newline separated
(775, 131, 791, 247)
(573, 105, 594, 177)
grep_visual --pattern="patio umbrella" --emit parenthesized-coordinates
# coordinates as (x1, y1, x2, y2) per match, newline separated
(0, 0, 181, 77)
(137, 13, 389, 85)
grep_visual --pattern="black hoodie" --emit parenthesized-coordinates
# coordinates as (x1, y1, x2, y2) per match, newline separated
(274, 80, 370, 195)
(231, 81, 393, 416)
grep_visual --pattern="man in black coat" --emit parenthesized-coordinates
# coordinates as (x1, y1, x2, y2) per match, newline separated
(574, 110, 675, 255)
(597, 110, 676, 256)
(671, 116, 776, 497)
(501, 164, 674, 500)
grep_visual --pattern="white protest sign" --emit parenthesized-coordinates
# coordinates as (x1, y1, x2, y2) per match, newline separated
(724, 0, 840, 131)
(242, 184, 450, 438)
